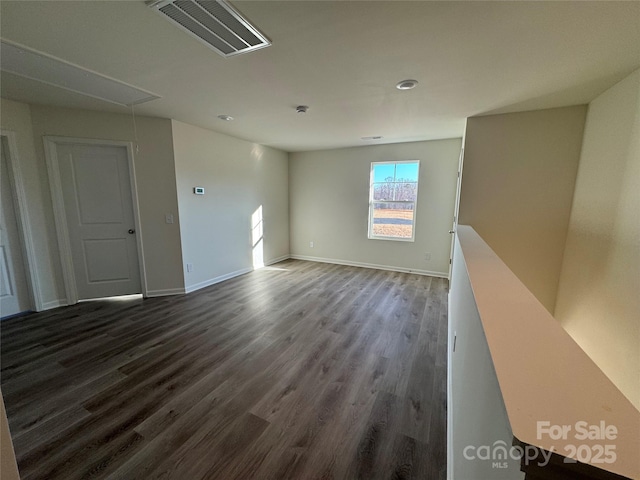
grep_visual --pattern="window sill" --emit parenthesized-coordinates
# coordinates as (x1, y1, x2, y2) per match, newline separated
(368, 235, 415, 242)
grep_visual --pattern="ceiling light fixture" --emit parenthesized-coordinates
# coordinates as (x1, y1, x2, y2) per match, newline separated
(361, 136, 383, 141)
(296, 105, 309, 114)
(396, 79, 419, 90)
(217, 114, 234, 121)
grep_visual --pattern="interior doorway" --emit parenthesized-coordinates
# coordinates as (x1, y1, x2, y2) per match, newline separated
(0, 137, 31, 318)
(44, 137, 147, 304)
(448, 146, 465, 280)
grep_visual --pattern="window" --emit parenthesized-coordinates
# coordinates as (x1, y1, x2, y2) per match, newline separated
(368, 161, 420, 241)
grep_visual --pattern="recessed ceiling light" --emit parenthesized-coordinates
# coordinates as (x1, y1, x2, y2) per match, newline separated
(396, 79, 418, 90)
(361, 136, 383, 141)
(217, 114, 234, 121)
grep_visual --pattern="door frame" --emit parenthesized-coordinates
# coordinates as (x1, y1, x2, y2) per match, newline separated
(43, 136, 148, 304)
(1, 129, 43, 312)
(448, 144, 465, 281)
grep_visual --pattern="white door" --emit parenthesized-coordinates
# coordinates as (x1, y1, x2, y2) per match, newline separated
(0, 139, 31, 317)
(56, 143, 141, 300)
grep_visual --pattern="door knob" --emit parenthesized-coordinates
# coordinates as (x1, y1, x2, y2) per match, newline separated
(128, 229, 136, 234)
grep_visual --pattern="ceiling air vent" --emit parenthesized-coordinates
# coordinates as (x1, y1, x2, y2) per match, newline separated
(148, 0, 271, 57)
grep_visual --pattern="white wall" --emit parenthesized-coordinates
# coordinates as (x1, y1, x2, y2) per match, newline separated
(555, 69, 640, 410)
(448, 236, 523, 480)
(1, 99, 63, 308)
(172, 120, 289, 291)
(0, 100, 290, 302)
(0, 391, 19, 480)
(459, 106, 587, 312)
(28, 105, 185, 297)
(289, 139, 461, 276)
(1, 100, 186, 301)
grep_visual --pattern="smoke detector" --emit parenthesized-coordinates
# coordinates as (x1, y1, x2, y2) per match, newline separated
(396, 79, 419, 90)
(296, 105, 309, 114)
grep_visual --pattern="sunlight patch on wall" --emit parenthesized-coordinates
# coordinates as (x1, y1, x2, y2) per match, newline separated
(252, 205, 264, 269)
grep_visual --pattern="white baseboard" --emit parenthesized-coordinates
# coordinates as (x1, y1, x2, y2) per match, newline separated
(159, 253, 430, 298)
(184, 266, 253, 294)
(264, 254, 291, 266)
(41, 298, 68, 310)
(146, 287, 186, 297)
(289, 254, 448, 278)
(152, 256, 292, 297)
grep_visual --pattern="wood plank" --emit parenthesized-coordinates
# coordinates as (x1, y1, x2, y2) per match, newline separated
(0, 260, 448, 480)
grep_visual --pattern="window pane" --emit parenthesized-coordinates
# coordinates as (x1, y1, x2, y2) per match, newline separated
(369, 161, 419, 241)
(395, 162, 419, 182)
(372, 163, 395, 183)
(371, 202, 414, 239)
(373, 182, 394, 201)
(394, 181, 418, 202)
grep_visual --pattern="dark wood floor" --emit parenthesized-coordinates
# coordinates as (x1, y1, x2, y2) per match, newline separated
(1, 260, 448, 480)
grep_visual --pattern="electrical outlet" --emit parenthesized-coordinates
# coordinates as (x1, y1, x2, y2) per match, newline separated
(310, 241, 314, 248)
(186, 263, 193, 272)
(425, 252, 431, 262)
(165, 213, 174, 224)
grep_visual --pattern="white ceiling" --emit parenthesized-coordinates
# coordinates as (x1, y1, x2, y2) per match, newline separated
(1, 1, 639, 152)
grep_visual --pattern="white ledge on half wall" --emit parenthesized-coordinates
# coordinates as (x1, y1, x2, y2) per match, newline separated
(450, 225, 639, 479)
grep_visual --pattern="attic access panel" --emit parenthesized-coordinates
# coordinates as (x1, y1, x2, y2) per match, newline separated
(148, 0, 271, 57)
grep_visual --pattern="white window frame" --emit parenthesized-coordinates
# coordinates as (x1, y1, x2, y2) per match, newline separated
(368, 160, 420, 242)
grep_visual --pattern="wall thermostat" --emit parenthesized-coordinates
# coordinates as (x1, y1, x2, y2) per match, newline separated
(194, 187, 205, 195)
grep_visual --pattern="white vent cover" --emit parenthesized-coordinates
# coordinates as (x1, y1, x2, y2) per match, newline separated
(148, 0, 271, 57)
